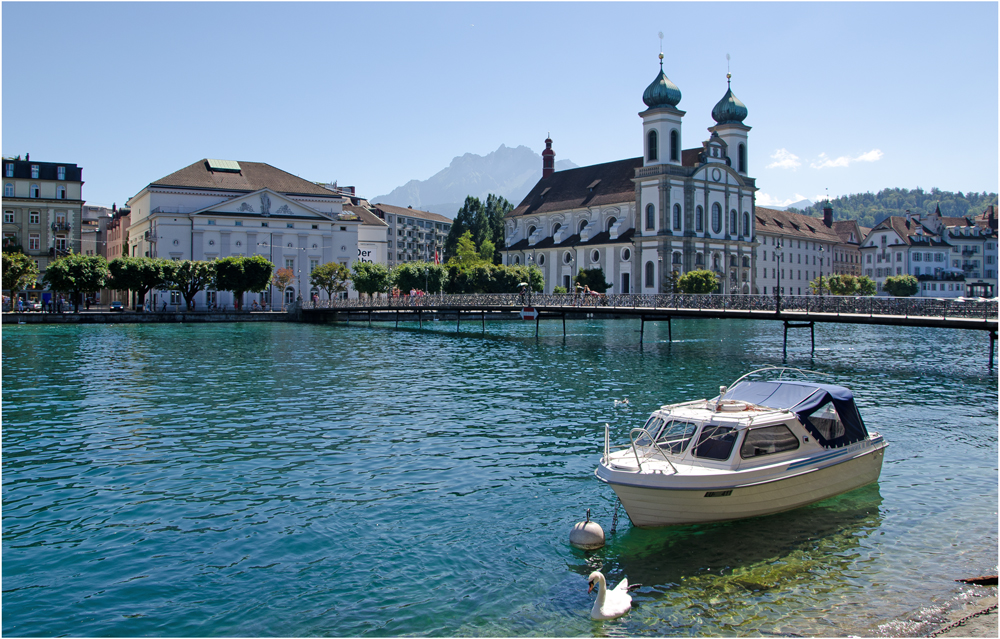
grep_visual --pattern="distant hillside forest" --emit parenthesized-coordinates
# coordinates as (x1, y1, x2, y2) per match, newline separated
(789, 188, 997, 229)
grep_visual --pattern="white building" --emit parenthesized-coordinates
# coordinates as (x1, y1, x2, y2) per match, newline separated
(753, 207, 839, 296)
(504, 58, 758, 294)
(368, 202, 452, 266)
(127, 159, 387, 307)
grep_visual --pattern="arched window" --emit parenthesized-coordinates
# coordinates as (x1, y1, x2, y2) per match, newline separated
(743, 211, 750, 237)
(606, 216, 617, 232)
(730, 210, 738, 235)
(696, 205, 704, 232)
(712, 203, 722, 234)
(285, 287, 296, 305)
(4, 183, 12, 197)
(672, 251, 682, 265)
(57, 185, 66, 200)
(670, 130, 679, 161)
(742, 255, 750, 267)
(578, 220, 588, 234)
(552, 222, 561, 239)
(645, 204, 655, 230)
(673, 204, 682, 231)
(647, 130, 658, 162)
(513, 255, 520, 265)
(645, 261, 655, 288)
(738, 144, 747, 173)
(528, 225, 537, 237)
(30, 184, 39, 198)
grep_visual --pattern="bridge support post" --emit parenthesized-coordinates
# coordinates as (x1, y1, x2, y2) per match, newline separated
(990, 330, 996, 369)
(457, 310, 461, 333)
(535, 312, 540, 337)
(640, 315, 645, 341)
(783, 321, 816, 357)
(482, 311, 485, 334)
(562, 312, 566, 337)
(418, 309, 422, 328)
(368, 310, 372, 328)
(396, 310, 399, 328)
(667, 315, 672, 342)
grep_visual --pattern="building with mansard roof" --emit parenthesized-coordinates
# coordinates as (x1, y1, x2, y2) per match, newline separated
(504, 57, 758, 295)
(752, 206, 839, 296)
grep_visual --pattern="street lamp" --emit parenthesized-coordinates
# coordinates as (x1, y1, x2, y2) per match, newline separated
(774, 241, 784, 313)
(818, 246, 825, 297)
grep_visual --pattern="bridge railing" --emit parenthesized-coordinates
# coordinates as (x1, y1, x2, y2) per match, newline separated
(307, 293, 997, 320)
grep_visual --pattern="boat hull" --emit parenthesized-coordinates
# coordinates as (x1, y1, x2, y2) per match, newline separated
(601, 445, 885, 528)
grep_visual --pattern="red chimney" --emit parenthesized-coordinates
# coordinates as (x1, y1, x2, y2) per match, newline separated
(823, 201, 833, 228)
(542, 135, 555, 179)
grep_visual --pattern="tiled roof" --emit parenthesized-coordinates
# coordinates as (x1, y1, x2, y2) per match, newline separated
(831, 219, 863, 245)
(508, 157, 643, 218)
(867, 216, 949, 246)
(150, 159, 340, 196)
(371, 202, 452, 224)
(754, 207, 841, 243)
(343, 204, 388, 227)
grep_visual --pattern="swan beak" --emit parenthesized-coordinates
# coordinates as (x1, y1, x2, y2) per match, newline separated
(587, 582, 594, 594)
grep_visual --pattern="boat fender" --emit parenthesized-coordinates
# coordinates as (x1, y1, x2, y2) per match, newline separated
(569, 508, 605, 550)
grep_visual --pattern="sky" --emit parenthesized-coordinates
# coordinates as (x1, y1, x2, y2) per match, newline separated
(2, 1, 998, 212)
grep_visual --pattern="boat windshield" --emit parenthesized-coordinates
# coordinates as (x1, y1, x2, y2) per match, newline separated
(638, 416, 700, 454)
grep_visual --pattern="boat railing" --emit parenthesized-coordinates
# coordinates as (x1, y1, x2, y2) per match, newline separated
(629, 427, 679, 474)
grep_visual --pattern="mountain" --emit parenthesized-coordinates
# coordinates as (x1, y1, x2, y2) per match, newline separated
(794, 188, 997, 229)
(372, 144, 577, 218)
(775, 199, 814, 211)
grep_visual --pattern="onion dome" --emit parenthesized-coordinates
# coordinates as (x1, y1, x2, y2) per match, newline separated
(642, 54, 682, 108)
(711, 74, 748, 124)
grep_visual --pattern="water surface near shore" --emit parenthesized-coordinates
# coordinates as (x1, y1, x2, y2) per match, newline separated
(2, 319, 996, 636)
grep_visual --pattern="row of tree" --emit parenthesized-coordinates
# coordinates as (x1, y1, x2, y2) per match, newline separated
(443, 195, 512, 264)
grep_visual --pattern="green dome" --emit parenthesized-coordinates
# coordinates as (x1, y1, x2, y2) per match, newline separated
(711, 84, 748, 124)
(642, 63, 682, 109)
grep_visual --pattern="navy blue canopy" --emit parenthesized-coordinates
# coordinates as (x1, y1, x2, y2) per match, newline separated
(718, 380, 869, 448)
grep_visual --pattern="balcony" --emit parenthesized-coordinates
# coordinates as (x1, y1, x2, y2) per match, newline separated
(51, 222, 71, 232)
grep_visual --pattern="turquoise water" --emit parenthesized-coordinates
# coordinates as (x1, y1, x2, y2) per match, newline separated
(2, 318, 996, 637)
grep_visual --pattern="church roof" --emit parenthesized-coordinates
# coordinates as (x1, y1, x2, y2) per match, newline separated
(149, 159, 339, 197)
(507, 157, 644, 218)
(642, 62, 682, 108)
(711, 83, 748, 125)
(754, 207, 841, 243)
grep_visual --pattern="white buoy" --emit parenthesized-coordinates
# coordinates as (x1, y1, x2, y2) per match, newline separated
(569, 508, 605, 549)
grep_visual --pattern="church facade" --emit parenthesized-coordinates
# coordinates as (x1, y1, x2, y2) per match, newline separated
(504, 57, 758, 295)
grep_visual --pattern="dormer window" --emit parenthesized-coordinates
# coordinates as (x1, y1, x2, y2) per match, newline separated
(57, 166, 66, 180)
(30, 165, 39, 179)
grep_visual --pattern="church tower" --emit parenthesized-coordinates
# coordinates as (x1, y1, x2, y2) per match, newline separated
(708, 72, 751, 175)
(640, 53, 685, 167)
(542, 135, 555, 178)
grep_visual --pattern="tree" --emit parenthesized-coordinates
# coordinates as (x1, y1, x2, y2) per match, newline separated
(310, 262, 351, 300)
(162, 260, 215, 309)
(215, 255, 274, 309)
(826, 274, 858, 296)
(483, 194, 512, 264)
(444, 194, 512, 264)
(574, 267, 612, 293)
(856, 276, 877, 296)
(448, 230, 488, 267)
(393, 262, 447, 294)
(2, 251, 40, 298)
(883, 274, 919, 297)
(351, 261, 391, 296)
(808, 274, 830, 296)
(108, 256, 168, 309)
(478, 238, 496, 264)
(42, 254, 108, 312)
(677, 269, 720, 294)
(271, 268, 296, 309)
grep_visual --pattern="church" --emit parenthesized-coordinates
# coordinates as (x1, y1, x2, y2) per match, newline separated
(504, 55, 758, 295)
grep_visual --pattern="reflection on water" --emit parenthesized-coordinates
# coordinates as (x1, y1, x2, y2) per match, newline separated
(2, 320, 996, 637)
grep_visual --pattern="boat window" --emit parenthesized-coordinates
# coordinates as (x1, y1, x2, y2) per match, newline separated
(636, 416, 665, 446)
(655, 421, 699, 454)
(740, 425, 800, 458)
(693, 424, 739, 461)
(809, 402, 846, 442)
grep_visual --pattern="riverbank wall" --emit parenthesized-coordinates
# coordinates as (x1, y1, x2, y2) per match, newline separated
(2, 310, 294, 324)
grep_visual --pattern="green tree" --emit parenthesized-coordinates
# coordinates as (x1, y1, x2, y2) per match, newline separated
(2, 251, 40, 298)
(216, 255, 274, 309)
(162, 260, 215, 309)
(677, 269, 721, 294)
(351, 261, 391, 296)
(42, 254, 108, 312)
(483, 194, 512, 264)
(825, 274, 858, 296)
(883, 274, 919, 297)
(574, 267, 612, 293)
(448, 230, 488, 267)
(393, 262, 447, 294)
(808, 274, 830, 295)
(478, 238, 496, 264)
(108, 256, 168, 309)
(310, 262, 351, 300)
(444, 194, 512, 264)
(856, 276, 877, 296)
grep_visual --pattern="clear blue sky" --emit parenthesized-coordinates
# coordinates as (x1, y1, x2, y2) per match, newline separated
(3, 2, 997, 211)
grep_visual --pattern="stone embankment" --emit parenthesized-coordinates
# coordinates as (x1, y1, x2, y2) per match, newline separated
(3, 310, 293, 324)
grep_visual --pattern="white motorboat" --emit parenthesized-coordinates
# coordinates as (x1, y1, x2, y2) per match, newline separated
(595, 368, 887, 528)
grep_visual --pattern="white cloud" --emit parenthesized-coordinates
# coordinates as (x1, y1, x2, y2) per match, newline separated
(766, 148, 802, 170)
(810, 149, 883, 169)
(756, 192, 811, 208)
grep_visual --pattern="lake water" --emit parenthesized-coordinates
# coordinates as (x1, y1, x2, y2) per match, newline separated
(2, 318, 996, 637)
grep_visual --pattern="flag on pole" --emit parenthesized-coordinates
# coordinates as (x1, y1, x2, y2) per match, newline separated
(434, 250, 439, 265)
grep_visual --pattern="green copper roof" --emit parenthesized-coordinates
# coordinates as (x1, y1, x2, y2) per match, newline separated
(711, 84, 748, 124)
(642, 64, 682, 109)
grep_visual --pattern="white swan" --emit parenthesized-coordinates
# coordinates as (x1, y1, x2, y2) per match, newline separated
(587, 570, 632, 620)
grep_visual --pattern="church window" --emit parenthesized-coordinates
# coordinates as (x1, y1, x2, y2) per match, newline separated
(647, 130, 658, 162)
(673, 204, 681, 231)
(743, 212, 750, 237)
(670, 130, 679, 162)
(646, 204, 655, 230)
(730, 210, 738, 235)
(645, 261, 655, 288)
(712, 203, 722, 234)
(672, 251, 682, 265)
(696, 206, 704, 232)
(738, 144, 746, 173)
(578, 220, 588, 234)
(552, 222, 561, 236)
(606, 217, 616, 232)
